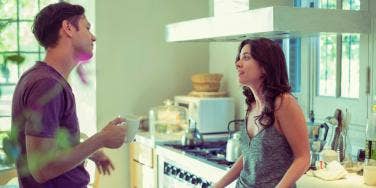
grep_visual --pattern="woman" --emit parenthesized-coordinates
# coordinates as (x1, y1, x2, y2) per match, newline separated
(214, 38, 310, 188)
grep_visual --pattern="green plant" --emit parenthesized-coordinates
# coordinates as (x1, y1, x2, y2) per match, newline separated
(0, 131, 18, 166)
(0, 54, 25, 83)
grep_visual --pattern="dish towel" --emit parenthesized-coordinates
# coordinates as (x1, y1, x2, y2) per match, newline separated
(312, 161, 348, 180)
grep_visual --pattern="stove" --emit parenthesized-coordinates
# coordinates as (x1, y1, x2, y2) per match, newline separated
(164, 140, 234, 168)
(157, 139, 238, 188)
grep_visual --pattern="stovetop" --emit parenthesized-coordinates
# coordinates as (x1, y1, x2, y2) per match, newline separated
(163, 140, 234, 168)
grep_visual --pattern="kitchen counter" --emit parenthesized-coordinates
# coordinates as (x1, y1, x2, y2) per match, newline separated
(297, 173, 375, 188)
(133, 131, 182, 148)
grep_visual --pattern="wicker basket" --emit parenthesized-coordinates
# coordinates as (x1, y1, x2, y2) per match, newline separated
(191, 73, 223, 92)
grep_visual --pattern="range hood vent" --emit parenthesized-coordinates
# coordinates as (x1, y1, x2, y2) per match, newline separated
(165, 6, 370, 42)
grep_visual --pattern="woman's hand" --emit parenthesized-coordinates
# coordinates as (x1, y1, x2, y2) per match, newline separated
(89, 150, 114, 175)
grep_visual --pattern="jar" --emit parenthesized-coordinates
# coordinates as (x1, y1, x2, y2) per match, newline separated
(149, 99, 188, 134)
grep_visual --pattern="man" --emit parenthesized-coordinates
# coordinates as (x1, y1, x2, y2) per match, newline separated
(10, 2, 127, 187)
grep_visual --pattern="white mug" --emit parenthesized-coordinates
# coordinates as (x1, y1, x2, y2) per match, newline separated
(120, 114, 141, 143)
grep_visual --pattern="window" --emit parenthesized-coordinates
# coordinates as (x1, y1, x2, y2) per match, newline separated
(317, 0, 361, 98)
(0, 0, 58, 131)
(275, 38, 302, 93)
(310, 0, 368, 125)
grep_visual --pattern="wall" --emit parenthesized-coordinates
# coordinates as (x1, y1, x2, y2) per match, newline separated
(95, 0, 208, 187)
(209, 42, 246, 119)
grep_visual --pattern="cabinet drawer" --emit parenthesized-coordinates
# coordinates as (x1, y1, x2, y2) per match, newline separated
(132, 161, 155, 188)
(131, 142, 154, 168)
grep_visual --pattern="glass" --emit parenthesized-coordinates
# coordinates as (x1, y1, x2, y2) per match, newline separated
(0, 85, 15, 118)
(20, 0, 39, 20)
(341, 34, 359, 98)
(0, 22, 17, 52)
(40, 0, 58, 9)
(342, 0, 360, 10)
(19, 53, 39, 74)
(289, 38, 301, 93)
(0, 117, 11, 132)
(0, 0, 17, 19)
(318, 34, 337, 96)
(0, 53, 19, 84)
(19, 22, 39, 52)
(149, 100, 188, 134)
(319, 0, 337, 9)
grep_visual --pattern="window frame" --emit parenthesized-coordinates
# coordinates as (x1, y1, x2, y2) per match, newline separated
(0, 0, 58, 131)
(309, 0, 369, 125)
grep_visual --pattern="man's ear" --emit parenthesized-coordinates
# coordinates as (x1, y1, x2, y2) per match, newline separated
(61, 20, 75, 37)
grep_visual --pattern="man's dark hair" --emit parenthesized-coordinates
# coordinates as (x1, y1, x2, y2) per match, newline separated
(32, 2, 85, 48)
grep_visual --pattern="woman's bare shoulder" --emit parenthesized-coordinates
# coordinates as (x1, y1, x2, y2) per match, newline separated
(274, 93, 297, 111)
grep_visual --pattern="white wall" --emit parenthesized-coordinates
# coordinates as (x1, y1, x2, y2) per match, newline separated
(95, 0, 209, 187)
(209, 42, 246, 119)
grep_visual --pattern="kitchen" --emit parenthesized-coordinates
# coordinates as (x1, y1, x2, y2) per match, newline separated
(0, 0, 376, 187)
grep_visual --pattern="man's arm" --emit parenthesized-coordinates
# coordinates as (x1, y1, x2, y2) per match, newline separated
(26, 118, 126, 183)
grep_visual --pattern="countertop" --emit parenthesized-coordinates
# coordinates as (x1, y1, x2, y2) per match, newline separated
(297, 173, 375, 188)
(134, 132, 374, 187)
(133, 131, 182, 148)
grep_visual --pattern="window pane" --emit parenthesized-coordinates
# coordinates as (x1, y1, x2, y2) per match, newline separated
(20, 0, 39, 20)
(318, 34, 337, 96)
(0, 85, 15, 117)
(19, 53, 39, 74)
(40, 0, 59, 9)
(341, 34, 359, 98)
(0, 54, 19, 84)
(0, 22, 17, 52)
(19, 22, 39, 52)
(319, 0, 337, 9)
(342, 0, 360, 10)
(0, 0, 17, 19)
(289, 38, 301, 93)
(0, 117, 11, 131)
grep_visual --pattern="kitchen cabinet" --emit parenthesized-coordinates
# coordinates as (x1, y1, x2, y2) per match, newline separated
(129, 141, 157, 188)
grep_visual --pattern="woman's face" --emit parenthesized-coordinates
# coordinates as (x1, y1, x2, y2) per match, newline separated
(235, 44, 264, 86)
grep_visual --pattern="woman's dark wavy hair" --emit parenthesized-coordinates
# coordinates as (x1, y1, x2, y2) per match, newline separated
(236, 38, 291, 128)
(32, 2, 85, 48)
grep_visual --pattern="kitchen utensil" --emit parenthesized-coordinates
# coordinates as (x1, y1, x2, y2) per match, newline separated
(309, 123, 329, 169)
(330, 109, 345, 161)
(181, 117, 204, 147)
(226, 119, 244, 162)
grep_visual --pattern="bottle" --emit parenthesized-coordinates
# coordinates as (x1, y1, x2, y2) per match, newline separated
(364, 104, 376, 185)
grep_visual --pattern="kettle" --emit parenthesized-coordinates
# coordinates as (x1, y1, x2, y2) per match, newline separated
(181, 117, 204, 147)
(226, 119, 244, 162)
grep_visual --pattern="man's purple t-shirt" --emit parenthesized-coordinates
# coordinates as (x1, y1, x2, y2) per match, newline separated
(11, 62, 89, 188)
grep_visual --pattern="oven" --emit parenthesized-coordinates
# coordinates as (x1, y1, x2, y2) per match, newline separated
(158, 158, 212, 188)
(156, 140, 237, 188)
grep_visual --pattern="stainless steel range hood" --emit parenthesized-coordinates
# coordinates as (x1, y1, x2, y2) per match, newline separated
(165, 6, 370, 42)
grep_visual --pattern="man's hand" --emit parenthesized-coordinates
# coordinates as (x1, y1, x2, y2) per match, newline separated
(89, 150, 114, 175)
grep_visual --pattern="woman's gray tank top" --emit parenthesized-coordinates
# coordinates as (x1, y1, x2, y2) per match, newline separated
(236, 117, 296, 188)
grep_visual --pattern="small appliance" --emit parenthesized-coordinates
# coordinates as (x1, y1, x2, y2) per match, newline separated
(174, 96, 235, 134)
